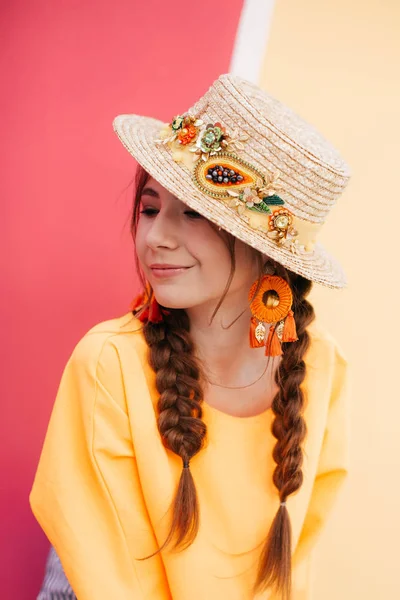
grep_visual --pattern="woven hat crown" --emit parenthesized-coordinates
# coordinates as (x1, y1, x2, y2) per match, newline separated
(189, 74, 351, 226)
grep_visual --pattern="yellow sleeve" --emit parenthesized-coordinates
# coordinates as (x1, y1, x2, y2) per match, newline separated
(29, 334, 164, 600)
(291, 341, 351, 598)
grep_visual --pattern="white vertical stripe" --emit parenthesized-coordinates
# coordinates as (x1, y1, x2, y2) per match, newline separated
(229, 0, 276, 83)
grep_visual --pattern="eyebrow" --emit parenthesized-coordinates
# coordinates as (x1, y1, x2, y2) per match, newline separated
(141, 186, 160, 198)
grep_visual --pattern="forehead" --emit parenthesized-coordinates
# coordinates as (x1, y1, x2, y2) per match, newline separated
(142, 176, 188, 207)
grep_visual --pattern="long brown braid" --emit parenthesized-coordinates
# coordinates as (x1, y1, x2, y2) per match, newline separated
(130, 165, 315, 598)
(252, 265, 315, 599)
(142, 309, 207, 553)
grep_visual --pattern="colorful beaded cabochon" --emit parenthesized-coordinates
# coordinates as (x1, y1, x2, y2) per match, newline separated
(156, 113, 303, 254)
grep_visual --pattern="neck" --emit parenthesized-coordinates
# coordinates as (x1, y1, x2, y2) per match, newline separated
(185, 292, 272, 385)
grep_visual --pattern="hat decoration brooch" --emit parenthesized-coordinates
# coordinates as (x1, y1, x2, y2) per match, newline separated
(155, 112, 306, 254)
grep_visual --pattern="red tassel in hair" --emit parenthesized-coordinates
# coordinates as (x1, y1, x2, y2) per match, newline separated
(148, 296, 164, 323)
(265, 325, 283, 357)
(130, 291, 146, 312)
(130, 289, 165, 323)
(282, 309, 298, 342)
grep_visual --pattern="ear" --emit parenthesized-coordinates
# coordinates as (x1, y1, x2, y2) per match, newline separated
(263, 259, 276, 275)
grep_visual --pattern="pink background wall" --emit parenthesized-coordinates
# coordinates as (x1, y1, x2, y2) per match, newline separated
(2, 1, 243, 596)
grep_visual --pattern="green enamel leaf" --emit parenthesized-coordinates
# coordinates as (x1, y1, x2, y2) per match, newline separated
(263, 194, 284, 205)
(248, 201, 272, 214)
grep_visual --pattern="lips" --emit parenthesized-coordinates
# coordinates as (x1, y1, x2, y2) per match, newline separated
(148, 263, 194, 278)
(149, 263, 192, 269)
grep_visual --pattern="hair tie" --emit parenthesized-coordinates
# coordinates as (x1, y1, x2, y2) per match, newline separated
(183, 461, 190, 469)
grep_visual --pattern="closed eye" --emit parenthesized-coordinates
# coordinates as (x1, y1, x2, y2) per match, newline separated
(140, 208, 158, 216)
(139, 208, 203, 219)
(184, 210, 203, 219)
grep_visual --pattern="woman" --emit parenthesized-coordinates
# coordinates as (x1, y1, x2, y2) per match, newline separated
(30, 73, 351, 600)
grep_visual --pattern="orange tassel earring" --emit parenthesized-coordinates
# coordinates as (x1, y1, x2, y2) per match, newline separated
(282, 309, 298, 342)
(248, 275, 297, 356)
(265, 324, 283, 356)
(249, 316, 266, 348)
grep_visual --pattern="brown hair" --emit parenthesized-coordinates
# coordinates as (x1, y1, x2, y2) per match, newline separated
(131, 165, 315, 599)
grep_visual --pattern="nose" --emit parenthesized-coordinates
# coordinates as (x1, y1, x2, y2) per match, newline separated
(145, 212, 180, 251)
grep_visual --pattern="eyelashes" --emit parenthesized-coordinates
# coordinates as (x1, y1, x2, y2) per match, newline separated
(139, 208, 158, 216)
(185, 211, 203, 219)
(139, 208, 203, 219)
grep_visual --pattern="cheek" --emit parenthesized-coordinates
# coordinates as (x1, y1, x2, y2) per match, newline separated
(134, 222, 147, 265)
(230, 242, 259, 287)
(188, 237, 233, 296)
(186, 228, 231, 270)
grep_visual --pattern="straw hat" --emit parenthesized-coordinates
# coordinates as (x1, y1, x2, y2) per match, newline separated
(112, 73, 351, 288)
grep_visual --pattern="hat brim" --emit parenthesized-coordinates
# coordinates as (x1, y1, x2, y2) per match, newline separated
(113, 114, 347, 289)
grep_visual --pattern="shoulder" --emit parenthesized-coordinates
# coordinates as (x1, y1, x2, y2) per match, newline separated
(305, 321, 351, 418)
(306, 319, 349, 369)
(84, 311, 144, 337)
(67, 311, 146, 385)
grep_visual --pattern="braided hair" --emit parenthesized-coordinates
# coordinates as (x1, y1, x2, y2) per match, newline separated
(131, 165, 315, 599)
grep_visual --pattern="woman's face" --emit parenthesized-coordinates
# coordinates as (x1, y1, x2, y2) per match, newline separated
(135, 177, 260, 310)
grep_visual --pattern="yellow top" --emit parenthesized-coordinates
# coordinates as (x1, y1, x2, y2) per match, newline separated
(29, 311, 351, 600)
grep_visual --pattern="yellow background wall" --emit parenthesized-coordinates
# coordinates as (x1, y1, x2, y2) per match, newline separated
(261, 1, 400, 597)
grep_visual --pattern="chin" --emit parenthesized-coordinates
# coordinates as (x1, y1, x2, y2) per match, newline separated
(152, 288, 191, 310)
